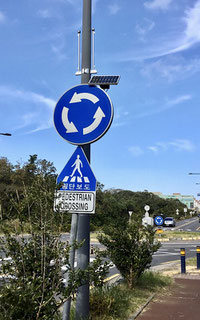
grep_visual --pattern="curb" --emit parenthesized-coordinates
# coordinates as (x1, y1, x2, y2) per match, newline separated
(128, 293, 156, 320)
(157, 237, 200, 242)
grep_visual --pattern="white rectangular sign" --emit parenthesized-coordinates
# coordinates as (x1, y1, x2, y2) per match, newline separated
(54, 190, 96, 214)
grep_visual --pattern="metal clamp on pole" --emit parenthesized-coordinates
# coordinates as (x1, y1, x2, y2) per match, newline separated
(196, 246, 200, 270)
(180, 248, 186, 274)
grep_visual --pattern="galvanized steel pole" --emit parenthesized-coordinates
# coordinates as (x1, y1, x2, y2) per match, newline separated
(75, 0, 91, 319)
(63, 214, 79, 320)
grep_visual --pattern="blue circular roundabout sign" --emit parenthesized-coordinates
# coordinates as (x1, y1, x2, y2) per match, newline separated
(53, 84, 113, 145)
(154, 216, 164, 226)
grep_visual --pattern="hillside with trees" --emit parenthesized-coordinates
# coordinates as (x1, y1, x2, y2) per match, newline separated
(0, 155, 186, 231)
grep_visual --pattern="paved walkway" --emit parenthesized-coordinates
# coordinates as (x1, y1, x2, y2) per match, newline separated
(137, 274, 200, 320)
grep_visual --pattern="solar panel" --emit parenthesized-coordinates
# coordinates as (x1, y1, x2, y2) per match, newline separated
(89, 75, 120, 86)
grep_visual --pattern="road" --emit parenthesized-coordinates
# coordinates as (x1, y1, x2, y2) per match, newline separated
(104, 240, 200, 279)
(61, 216, 200, 262)
(152, 240, 199, 266)
(1, 217, 200, 281)
(173, 216, 200, 232)
(93, 217, 200, 278)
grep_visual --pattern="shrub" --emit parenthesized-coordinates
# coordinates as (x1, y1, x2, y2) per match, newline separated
(89, 285, 130, 320)
(98, 221, 160, 288)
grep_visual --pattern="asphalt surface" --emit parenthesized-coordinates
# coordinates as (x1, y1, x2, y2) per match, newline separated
(1, 217, 200, 281)
(174, 217, 200, 232)
(151, 240, 200, 266)
(60, 218, 200, 279)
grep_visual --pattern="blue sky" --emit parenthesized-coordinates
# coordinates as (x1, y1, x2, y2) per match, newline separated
(1, 0, 200, 197)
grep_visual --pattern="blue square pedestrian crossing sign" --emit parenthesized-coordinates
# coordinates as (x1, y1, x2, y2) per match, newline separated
(55, 147, 96, 214)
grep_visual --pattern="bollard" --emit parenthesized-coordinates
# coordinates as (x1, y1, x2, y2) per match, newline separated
(91, 245, 94, 255)
(197, 246, 200, 269)
(180, 248, 186, 274)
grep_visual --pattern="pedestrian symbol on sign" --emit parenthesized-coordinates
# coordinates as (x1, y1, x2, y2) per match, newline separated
(71, 155, 83, 178)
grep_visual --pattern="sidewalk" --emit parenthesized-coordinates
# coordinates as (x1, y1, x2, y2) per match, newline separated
(136, 269, 200, 320)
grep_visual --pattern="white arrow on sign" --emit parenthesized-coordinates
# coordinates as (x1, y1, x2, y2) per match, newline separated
(69, 92, 99, 104)
(62, 107, 78, 133)
(83, 107, 105, 135)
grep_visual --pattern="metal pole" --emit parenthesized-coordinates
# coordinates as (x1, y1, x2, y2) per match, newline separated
(0, 133, 12, 136)
(63, 213, 79, 320)
(75, 0, 91, 319)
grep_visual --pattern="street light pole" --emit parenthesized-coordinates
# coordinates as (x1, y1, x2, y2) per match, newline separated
(184, 207, 187, 217)
(189, 173, 200, 175)
(128, 211, 133, 223)
(0, 133, 12, 136)
(75, 0, 91, 319)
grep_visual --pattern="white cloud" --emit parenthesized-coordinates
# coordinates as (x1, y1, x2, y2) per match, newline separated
(135, 19, 155, 37)
(51, 33, 68, 60)
(130, 139, 195, 157)
(148, 146, 159, 153)
(112, 106, 129, 127)
(165, 95, 191, 106)
(0, 86, 56, 133)
(162, 0, 200, 54)
(162, 0, 200, 55)
(51, 44, 67, 60)
(156, 142, 169, 151)
(0, 11, 6, 23)
(37, 9, 52, 18)
(108, 4, 121, 15)
(135, 94, 192, 119)
(149, 139, 195, 153)
(130, 139, 195, 158)
(169, 139, 195, 152)
(119, 1, 200, 61)
(0, 86, 55, 109)
(184, 0, 200, 41)
(128, 146, 144, 157)
(141, 56, 200, 82)
(144, 0, 173, 10)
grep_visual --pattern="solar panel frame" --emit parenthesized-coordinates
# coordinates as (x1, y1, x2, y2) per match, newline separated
(89, 75, 120, 86)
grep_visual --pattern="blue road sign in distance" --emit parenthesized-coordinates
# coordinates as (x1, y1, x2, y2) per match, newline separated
(154, 216, 164, 226)
(57, 146, 96, 192)
(54, 84, 113, 145)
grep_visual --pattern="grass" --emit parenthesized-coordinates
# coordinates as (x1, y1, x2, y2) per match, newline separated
(92, 230, 200, 241)
(70, 271, 173, 320)
(0, 219, 31, 234)
(0, 218, 71, 235)
(186, 257, 197, 266)
(155, 230, 200, 239)
(90, 231, 101, 239)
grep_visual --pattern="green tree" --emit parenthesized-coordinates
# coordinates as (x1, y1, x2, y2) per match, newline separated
(0, 171, 109, 319)
(93, 189, 186, 230)
(0, 154, 61, 225)
(0, 157, 14, 220)
(0, 173, 81, 319)
(98, 221, 160, 288)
